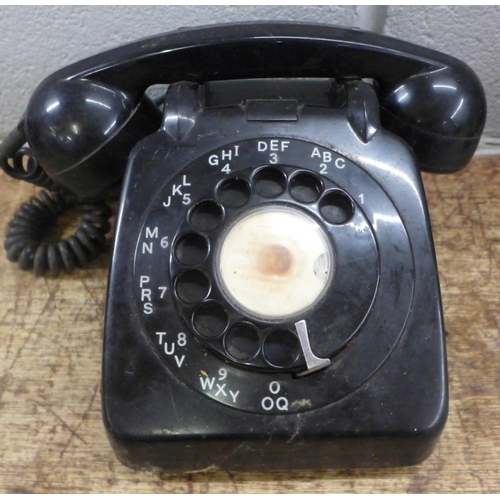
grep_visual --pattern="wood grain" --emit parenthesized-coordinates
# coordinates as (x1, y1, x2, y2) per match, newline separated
(1, 156, 499, 493)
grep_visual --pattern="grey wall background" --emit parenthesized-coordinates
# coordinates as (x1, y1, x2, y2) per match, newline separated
(0, 5, 499, 139)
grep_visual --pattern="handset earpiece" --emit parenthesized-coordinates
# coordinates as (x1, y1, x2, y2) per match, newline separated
(379, 66, 486, 173)
(24, 78, 161, 199)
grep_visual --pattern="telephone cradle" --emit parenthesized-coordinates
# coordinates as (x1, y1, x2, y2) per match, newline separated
(0, 23, 486, 471)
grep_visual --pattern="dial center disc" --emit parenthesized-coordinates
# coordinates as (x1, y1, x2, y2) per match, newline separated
(216, 205, 334, 320)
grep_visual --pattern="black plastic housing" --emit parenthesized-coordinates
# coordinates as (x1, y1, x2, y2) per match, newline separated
(4, 21, 486, 472)
(102, 79, 448, 471)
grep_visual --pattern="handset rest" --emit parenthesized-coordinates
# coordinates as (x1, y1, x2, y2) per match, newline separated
(24, 22, 486, 198)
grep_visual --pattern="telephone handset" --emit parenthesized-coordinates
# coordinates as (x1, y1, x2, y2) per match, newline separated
(0, 23, 486, 471)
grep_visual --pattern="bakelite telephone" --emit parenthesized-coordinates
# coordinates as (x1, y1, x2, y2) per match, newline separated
(0, 23, 487, 471)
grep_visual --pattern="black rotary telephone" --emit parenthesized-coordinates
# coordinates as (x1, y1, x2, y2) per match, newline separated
(0, 23, 487, 471)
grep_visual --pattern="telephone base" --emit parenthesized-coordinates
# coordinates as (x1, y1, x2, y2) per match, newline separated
(102, 78, 447, 472)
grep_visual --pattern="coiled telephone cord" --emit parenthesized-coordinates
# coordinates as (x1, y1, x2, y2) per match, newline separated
(4, 187, 112, 276)
(1, 126, 113, 276)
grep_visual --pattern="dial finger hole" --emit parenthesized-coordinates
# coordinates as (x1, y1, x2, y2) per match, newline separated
(289, 172, 323, 203)
(224, 322, 260, 361)
(263, 330, 301, 368)
(319, 190, 355, 224)
(216, 178, 251, 208)
(189, 200, 224, 232)
(253, 167, 287, 198)
(192, 301, 229, 338)
(174, 233, 209, 266)
(175, 270, 210, 304)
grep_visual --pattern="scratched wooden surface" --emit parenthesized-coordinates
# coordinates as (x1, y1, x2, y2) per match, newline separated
(0, 156, 499, 493)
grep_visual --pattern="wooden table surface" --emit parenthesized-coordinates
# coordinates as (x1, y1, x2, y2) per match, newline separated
(0, 156, 499, 493)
